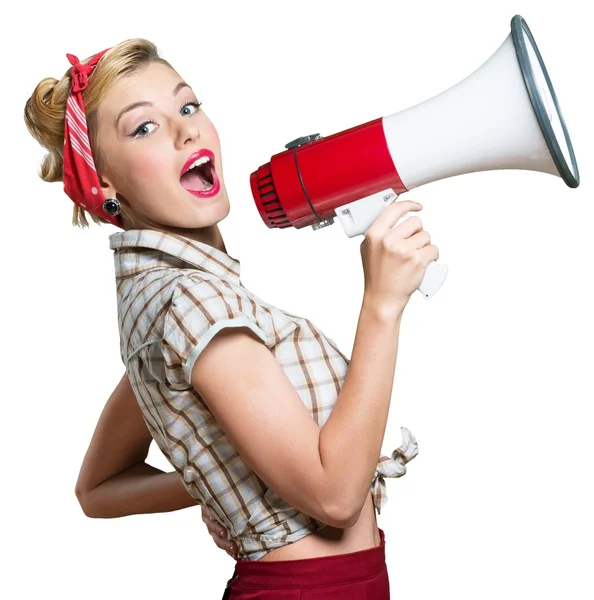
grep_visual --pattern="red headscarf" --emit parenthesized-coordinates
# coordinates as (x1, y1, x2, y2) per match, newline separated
(62, 49, 124, 228)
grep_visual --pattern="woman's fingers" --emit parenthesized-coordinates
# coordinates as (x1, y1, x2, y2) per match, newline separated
(202, 507, 225, 539)
(201, 505, 238, 558)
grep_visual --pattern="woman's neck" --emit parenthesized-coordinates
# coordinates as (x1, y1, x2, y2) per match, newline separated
(180, 225, 227, 254)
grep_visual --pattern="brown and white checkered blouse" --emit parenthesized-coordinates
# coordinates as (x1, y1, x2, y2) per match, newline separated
(108, 228, 418, 561)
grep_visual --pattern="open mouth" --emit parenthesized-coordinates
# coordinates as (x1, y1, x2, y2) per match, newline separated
(180, 152, 219, 195)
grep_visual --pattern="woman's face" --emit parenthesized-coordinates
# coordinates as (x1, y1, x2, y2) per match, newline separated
(95, 61, 230, 234)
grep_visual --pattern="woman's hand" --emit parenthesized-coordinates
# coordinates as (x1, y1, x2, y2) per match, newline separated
(201, 504, 239, 559)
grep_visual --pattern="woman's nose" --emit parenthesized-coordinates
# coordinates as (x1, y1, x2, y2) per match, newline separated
(177, 120, 200, 147)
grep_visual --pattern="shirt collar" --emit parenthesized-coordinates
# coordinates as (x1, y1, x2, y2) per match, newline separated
(108, 229, 242, 285)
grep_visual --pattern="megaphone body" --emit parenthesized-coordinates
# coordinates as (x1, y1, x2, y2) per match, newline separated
(250, 15, 580, 299)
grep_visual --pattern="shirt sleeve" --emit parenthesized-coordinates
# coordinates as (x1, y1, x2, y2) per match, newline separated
(160, 275, 272, 386)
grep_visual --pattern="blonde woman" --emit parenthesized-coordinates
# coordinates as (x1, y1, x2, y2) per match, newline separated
(24, 39, 437, 599)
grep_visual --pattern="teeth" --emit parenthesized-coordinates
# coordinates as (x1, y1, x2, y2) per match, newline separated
(184, 155, 211, 174)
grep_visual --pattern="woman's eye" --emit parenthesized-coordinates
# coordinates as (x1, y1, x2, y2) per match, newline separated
(181, 101, 201, 116)
(133, 121, 157, 138)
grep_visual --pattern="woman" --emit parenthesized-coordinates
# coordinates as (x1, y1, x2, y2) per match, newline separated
(24, 39, 437, 598)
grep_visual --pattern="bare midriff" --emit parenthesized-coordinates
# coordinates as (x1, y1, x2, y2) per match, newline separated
(257, 491, 381, 562)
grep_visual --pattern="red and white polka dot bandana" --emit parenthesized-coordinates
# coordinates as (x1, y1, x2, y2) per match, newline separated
(63, 49, 124, 228)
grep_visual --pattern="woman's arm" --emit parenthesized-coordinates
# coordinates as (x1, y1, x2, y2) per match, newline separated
(74, 372, 197, 518)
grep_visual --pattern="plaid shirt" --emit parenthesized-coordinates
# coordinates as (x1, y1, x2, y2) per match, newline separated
(108, 228, 418, 561)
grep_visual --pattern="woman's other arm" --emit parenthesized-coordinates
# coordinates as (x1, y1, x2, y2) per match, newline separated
(74, 372, 196, 518)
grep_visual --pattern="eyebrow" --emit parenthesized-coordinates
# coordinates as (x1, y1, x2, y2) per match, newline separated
(115, 82, 192, 128)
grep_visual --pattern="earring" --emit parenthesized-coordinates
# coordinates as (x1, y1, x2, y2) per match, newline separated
(103, 197, 121, 216)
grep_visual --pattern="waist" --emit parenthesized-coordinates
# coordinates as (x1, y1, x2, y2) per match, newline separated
(256, 490, 379, 562)
(232, 527, 386, 590)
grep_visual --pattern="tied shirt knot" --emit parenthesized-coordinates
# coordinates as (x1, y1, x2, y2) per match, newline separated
(371, 427, 419, 514)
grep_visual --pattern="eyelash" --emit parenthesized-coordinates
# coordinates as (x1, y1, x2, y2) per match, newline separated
(130, 100, 203, 138)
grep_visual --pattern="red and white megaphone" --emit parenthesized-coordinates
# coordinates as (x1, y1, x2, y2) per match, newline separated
(250, 15, 580, 299)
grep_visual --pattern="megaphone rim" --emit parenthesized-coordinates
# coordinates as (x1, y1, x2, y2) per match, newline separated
(510, 14, 580, 188)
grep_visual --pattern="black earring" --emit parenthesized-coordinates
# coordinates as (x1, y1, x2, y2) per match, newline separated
(103, 197, 121, 216)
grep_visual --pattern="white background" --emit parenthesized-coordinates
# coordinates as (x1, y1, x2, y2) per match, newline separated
(2, 0, 592, 598)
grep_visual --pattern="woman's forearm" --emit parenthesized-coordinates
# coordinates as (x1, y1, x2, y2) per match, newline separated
(319, 297, 406, 523)
(78, 462, 197, 518)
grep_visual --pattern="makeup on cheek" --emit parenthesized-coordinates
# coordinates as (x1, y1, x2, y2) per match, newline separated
(128, 155, 170, 188)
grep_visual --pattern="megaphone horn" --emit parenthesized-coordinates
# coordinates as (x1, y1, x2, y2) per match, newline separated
(250, 15, 580, 300)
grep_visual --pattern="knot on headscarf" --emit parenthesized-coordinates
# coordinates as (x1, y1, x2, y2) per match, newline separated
(66, 53, 96, 93)
(66, 49, 109, 93)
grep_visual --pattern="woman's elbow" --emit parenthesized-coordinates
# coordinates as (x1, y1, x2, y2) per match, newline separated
(74, 486, 102, 518)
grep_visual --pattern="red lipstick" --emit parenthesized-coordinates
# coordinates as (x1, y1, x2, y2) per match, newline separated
(180, 149, 220, 199)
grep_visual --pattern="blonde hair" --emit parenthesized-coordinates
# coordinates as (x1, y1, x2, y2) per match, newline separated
(23, 38, 173, 229)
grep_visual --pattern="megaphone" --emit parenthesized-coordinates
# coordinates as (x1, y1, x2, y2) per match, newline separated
(250, 15, 580, 300)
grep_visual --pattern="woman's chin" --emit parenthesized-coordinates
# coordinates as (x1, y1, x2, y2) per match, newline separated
(184, 186, 230, 219)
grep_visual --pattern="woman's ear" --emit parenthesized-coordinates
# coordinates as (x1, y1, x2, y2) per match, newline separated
(94, 144, 119, 199)
(99, 173, 118, 199)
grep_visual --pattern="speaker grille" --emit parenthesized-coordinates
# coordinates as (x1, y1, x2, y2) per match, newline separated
(251, 163, 292, 229)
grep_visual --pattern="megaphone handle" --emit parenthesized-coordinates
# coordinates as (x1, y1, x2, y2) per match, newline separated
(333, 189, 448, 299)
(419, 260, 448, 300)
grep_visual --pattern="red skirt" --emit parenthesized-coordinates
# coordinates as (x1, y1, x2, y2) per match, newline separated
(223, 527, 390, 599)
